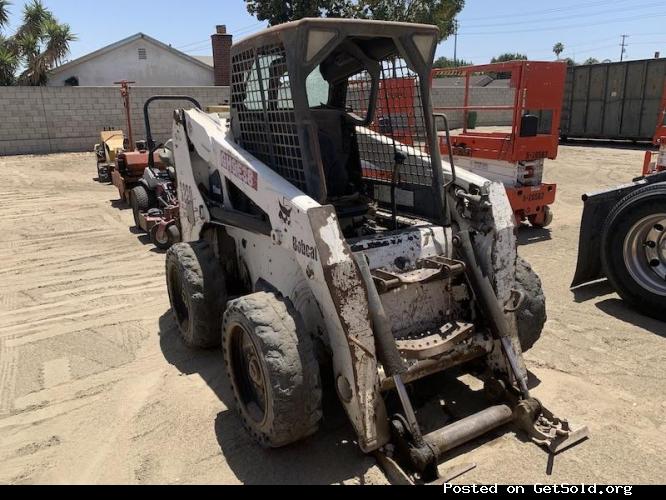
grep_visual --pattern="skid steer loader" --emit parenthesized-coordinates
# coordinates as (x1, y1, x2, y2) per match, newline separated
(164, 19, 587, 482)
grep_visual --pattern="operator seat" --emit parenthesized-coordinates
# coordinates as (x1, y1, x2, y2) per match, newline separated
(311, 108, 364, 199)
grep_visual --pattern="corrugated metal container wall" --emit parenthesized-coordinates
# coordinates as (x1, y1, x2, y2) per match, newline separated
(561, 58, 666, 141)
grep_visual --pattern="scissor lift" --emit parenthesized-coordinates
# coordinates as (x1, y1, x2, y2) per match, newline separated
(432, 61, 567, 227)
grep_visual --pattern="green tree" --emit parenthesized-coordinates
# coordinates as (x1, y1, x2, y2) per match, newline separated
(553, 42, 564, 60)
(582, 57, 599, 65)
(246, 0, 464, 41)
(433, 56, 472, 69)
(490, 52, 527, 63)
(0, 0, 76, 86)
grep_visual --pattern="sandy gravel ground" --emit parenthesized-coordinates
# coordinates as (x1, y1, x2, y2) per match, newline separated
(0, 145, 664, 485)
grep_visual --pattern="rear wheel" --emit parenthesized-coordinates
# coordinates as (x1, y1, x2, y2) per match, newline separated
(223, 292, 322, 448)
(130, 185, 151, 230)
(165, 241, 227, 348)
(150, 223, 180, 251)
(528, 206, 553, 228)
(514, 257, 547, 352)
(602, 184, 666, 321)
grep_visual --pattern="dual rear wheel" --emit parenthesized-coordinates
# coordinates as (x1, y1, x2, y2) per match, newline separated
(602, 184, 666, 321)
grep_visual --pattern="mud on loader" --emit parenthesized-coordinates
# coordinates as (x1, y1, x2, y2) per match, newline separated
(164, 19, 588, 482)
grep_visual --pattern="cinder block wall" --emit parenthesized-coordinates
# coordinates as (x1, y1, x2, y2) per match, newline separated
(431, 86, 516, 129)
(0, 86, 230, 156)
(0, 84, 513, 156)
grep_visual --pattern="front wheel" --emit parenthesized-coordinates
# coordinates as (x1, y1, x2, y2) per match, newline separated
(602, 184, 666, 321)
(130, 185, 151, 230)
(223, 292, 322, 448)
(528, 206, 553, 228)
(150, 223, 180, 251)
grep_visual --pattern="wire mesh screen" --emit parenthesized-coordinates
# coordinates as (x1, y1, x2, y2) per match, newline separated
(231, 44, 306, 191)
(346, 57, 432, 187)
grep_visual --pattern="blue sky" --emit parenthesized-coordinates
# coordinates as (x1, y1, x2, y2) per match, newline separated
(3, 0, 666, 64)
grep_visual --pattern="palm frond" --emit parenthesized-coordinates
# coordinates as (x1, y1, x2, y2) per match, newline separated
(15, 0, 48, 41)
(43, 20, 75, 66)
(0, 0, 11, 29)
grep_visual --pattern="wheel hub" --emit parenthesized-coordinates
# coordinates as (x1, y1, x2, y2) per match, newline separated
(230, 325, 267, 424)
(623, 215, 666, 296)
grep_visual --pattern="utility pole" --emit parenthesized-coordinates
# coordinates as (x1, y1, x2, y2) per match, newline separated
(453, 20, 459, 66)
(620, 34, 629, 61)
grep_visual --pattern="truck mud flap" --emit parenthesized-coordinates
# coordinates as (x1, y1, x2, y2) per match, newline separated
(571, 178, 654, 288)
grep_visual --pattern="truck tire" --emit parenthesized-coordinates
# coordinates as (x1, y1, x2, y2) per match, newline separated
(222, 292, 322, 448)
(515, 257, 547, 352)
(130, 185, 151, 230)
(602, 183, 666, 321)
(165, 241, 227, 348)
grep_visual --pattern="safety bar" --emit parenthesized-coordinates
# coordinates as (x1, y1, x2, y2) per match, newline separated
(144, 95, 202, 169)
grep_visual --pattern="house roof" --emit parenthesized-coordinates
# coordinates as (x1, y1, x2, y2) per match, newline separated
(193, 56, 214, 67)
(51, 33, 214, 75)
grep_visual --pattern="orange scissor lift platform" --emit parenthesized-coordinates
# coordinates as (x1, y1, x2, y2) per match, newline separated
(432, 61, 567, 227)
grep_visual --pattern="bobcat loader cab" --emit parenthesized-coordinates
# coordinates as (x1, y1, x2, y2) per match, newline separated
(166, 19, 587, 482)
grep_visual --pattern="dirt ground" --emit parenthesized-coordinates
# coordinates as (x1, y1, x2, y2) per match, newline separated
(0, 144, 664, 485)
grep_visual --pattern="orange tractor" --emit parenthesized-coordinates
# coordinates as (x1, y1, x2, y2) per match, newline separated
(103, 81, 167, 204)
(431, 61, 567, 228)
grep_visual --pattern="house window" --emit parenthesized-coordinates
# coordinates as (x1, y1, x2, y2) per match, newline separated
(138, 48, 147, 60)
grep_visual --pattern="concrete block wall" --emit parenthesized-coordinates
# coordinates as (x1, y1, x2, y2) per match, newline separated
(431, 86, 515, 130)
(0, 84, 512, 156)
(0, 86, 230, 156)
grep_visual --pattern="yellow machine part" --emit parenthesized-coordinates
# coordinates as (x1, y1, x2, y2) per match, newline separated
(99, 130, 125, 162)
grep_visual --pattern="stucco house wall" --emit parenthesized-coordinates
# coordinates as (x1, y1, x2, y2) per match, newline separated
(48, 34, 214, 87)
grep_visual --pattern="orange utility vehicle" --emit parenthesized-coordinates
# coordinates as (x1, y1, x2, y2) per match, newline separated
(432, 61, 567, 227)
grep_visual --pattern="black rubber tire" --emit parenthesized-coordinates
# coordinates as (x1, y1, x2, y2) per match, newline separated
(601, 183, 666, 321)
(150, 224, 180, 251)
(515, 256, 547, 352)
(222, 292, 322, 448)
(528, 206, 554, 228)
(130, 185, 151, 230)
(165, 241, 227, 348)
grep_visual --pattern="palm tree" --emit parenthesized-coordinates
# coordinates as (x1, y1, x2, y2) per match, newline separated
(553, 42, 564, 60)
(0, 0, 76, 86)
(0, 0, 10, 26)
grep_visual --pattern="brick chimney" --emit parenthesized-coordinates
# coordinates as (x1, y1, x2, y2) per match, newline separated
(212, 25, 233, 87)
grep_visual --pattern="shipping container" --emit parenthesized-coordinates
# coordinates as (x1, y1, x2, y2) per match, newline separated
(560, 58, 666, 142)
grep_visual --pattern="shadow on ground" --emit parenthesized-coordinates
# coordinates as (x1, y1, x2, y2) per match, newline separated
(157, 311, 379, 485)
(110, 199, 129, 210)
(595, 298, 666, 338)
(571, 279, 615, 303)
(408, 369, 553, 476)
(517, 226, 552, 246)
